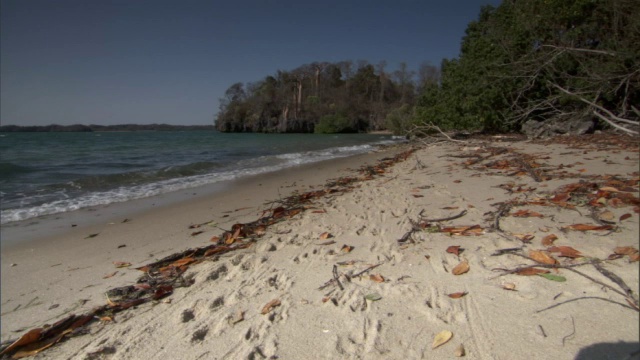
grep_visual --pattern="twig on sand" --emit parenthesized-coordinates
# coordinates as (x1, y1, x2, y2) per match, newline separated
(562, 316, 576, 346)
(333, 264, 344, 291)
(420, 210, 467, 222)
(349, 262, 384, 280)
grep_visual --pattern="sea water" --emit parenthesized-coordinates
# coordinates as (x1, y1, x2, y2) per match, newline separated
(0, 131, 401, 224)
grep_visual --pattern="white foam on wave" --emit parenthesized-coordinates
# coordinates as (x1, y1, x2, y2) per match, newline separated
(0, 138, 404, 224)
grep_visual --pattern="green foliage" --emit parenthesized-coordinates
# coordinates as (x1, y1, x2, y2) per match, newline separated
(314, 113, 353, 134)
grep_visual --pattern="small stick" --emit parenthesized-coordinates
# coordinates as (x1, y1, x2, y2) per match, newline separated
(332, 265, 344, 291)
(351, 263, 384, 279)
(538, 325, 547, 338)
(562, 316, 575, 346)
(420, 210, 468, 222)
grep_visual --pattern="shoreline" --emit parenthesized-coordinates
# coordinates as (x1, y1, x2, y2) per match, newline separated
(1, 135, 638, 359)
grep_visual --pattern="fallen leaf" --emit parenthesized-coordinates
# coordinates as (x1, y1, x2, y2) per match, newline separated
(607, 254, 624, 260)
(365, 293, 382, 301)
(447, 292, 467, 299)
(113, 261, 132, 268)
(102, 271, 118, 279)
(630, 253, 640, 262)
(529, 250, 557, 265)
(619, 213, 632, 222)
(515, 267, 550, 276)
(562, 224, 613, 231)
(446, 246, 462, 256)
(319, 232, 332, 240)
(11, 330, 71, 359)
(599, 211, 615, 221)
(452, 260, 470, 275)
(541, 234, 558, 246)
(341, 244, 354, 253)
(608, 198, 624, 208)
(99, 316, 113, 322)
(514, 234, 535, 243)
(261, 299, 281, 315)
(614, 246, 639, 255)
(600, 186, 620, 192)
(539, 274, 566, 282)
(0, 328, 43, 356)
(311, 209, 327, 214)
(432, 330, 453, 349)
(370, 274, 385, 283)
(511, 209, 544, 218)
(171, 257, 196, 268)
(548, 246, 583, 258)
(502, 283, 517, 291)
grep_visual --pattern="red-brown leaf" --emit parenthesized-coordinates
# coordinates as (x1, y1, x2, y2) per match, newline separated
(614, 246, 639, 255)
(319, 232, 332, 240)
(0, 328, 43, 356)
(261, 299, 281, 315)
(541, 234, 558, 246)
(447, 292, 467, 299)
(529, 250, 557, 265)
(562, 224, 613, 231)
(511, 209, 544, 218)
(515, 267, 550, 276)
(548, 246, 583, 258)
(452, 260, 470, 275)
(370, 274, 385, 283)
(446, 246, 462, 256)
(619, 213, 632, 222)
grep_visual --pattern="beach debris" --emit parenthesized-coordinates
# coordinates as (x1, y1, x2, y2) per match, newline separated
(502, 283, 517, 291)
(117, 244, 127, 248)
(614, 246, 639, 256)
(84, 233, 99, 239)
(369, 274, 385, 283)
(447, 292, 467, 299)
(541, 234, 558, 246)
(539, 274, 567, 282)
(511, 209, 544, 218)
(440, 225, 484, 236)
(113, 261, 131, 268)
(547, 246, 582, 259)
(318, 240, 336, 246)
(319, 232, 332, 240)
(261, 299, 281, 315)
(365, 293, 382, 301)
(454, 344, 466, 357)
(190, 231, 204, 236)
(561, 223, 614, 231)
(515, 268, 550, 276)
(10, 263, 17, 267)
(103, 271, 118, 279)
(529, 250, 557, 265)
(452, 260, 470, 275)
(513, 234, 535, 243)
(446, 246, 462, 256)
(340, 244, 354, 253)
(432, 330, 453, 349)
(619, 213, 632, 222)
(229, 310, 244, 325)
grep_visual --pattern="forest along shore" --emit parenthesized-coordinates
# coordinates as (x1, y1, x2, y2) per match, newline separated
(1, 134, 639, 360)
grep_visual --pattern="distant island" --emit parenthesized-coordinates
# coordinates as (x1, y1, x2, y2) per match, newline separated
(0, 124, 216, 132)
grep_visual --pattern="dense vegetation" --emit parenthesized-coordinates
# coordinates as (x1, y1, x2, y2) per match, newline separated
(216, 0, 639, 136)
(0, 124, 216, 132)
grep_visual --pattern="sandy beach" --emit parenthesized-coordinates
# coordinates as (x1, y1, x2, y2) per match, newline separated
(1, 134, 639, 360)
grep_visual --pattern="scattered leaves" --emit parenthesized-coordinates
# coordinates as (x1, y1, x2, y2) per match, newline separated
(261, 299, 281, 315)
(432, 330, 453, 349)
(452, 260, 470, 275)
(447, 292, 467, 299)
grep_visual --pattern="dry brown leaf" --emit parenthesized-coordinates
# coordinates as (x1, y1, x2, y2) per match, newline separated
(341, 244, 354, 253)
(102, 271, 118, 279)
(514, 234, 535, 243)
(619, 213, 632, 222)
(370, 274, 385, 283)
(452, 260, 470, 275)
(515, 267, 550, 276)
(319, 232, 332, 240)
(99, 316, 113, 322)
(447, 292, 467, 299)
(11, 330, 71, 359)
(511, 209, 544, 218)
(541, 234, 558, 246)
(113, 261, 131, 268)
(529, 250, 557, 265)
(614, 246, 639, 255)
(599, 211, 615, 221)
(432, 330, 453, 349)
(446, 246, 462, 256)
(562, 224, 613, 231)
(630, 253, 640, 262)
(502, 283, 517, 291)
(600, 186, 620, 192)
(0, 328, 43, 356)
(261, 299, 281, 315)
(548, 246, 583, 258)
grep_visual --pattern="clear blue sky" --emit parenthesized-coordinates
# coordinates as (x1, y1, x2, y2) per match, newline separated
(1, 0, 501, 126)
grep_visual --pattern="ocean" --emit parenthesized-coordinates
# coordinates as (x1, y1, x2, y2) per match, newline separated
(0, 131, 402, 224)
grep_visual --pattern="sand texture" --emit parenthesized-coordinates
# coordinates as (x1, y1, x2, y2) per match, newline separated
(1, 134, 639, 360)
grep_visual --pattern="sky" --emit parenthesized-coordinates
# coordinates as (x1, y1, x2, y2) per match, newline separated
(1, 0, 502, 126)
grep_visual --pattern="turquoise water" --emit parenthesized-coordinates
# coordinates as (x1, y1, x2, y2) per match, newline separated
(0, 131, 401, 224)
